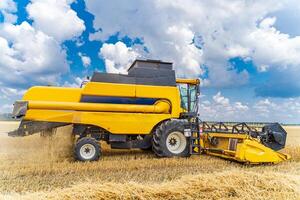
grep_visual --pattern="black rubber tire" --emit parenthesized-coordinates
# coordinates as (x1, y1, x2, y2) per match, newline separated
(152, 120, 190, 157)
(74, 137, 101, 161)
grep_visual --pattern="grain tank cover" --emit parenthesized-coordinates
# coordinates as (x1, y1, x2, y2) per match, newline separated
(91, 59, 176, 86)
(128, 59, 173, 71)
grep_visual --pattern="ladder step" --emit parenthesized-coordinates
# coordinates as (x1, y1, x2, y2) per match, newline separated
(190, 149, 201, 154)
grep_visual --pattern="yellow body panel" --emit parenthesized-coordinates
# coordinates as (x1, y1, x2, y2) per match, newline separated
(201, 132, 290, 163)
(22, 82, 181, 134)
(176, 78, 200, 85)
(83, 82, 136, 97)
(24, 109, 172, 134)
(24, 86, 82, 102)
(235, 139, 290, 163)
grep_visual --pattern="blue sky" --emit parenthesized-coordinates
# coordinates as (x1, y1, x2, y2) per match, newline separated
(0, 0, 300, 123)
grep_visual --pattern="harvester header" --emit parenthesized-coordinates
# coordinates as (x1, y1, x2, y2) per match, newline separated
(9, 59, 290, 164)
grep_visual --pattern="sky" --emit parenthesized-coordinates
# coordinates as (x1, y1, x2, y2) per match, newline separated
(0, 0, 300, 123)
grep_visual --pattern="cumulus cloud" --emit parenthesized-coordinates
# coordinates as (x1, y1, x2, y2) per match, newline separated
(213, 92, 230, 106)
(0, 0, 87, 113)
(0, 87, 25, 114)
(252, 98, 300, 123)
(253, 99, 275, 115)
(0, 0, 17, 23)
(200, 92, 300, 123)
(248, 17, 300, 71)
(99, 41, 139, 73)
(0, 87, 25, 100)
(200, 92, 249, 122)
(26, 0, 85, 41)
(0, 104, 13, 113)
(85, 0, 300, 90)
(0, 22, 68, 88)
(62, 76, 84, 88)
(0, 0, 16, 11)
(0, 0, 87, 106)
(78, 52, 91, 67)
(234, 102, 249, 112)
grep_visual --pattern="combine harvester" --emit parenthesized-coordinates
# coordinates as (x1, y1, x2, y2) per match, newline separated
(9, 60, 290, 163)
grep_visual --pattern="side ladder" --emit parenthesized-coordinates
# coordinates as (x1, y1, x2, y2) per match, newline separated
(188, 118, 201, 155)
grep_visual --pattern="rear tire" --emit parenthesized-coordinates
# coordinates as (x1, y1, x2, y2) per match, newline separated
(152, 120, 190, 157)
(74, 137, 101, 161)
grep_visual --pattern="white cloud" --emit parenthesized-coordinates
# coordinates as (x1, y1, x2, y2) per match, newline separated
(0, 0, 80, 109)
(257, 65, 269, 72)
(2, 11, 17, 23)
(259, 17, 277, 29)
(0, 22, 69, 87)
(85, 0, 300, 87)
(0, 104, 13, 113)
(240, 16, 300, 74)
(0, 0, 17, 23)
(75, 37, 85, 47)
(0, 87, 25, 100)
(200, 92, 300, 123)
(0, 87, 25, 113)
(213, 92, 230, 106)
(234, 102, 249, 111)
(62, 76, 85, 88)
(26, 0, 85, 41)
(99, 41, 139, 73)
(202, 91, 249, 121)
(252, 98, 300, 123)
(78, 52, 91, 67)
(0, 0, 16, 10)
(226, 45, 250, 58)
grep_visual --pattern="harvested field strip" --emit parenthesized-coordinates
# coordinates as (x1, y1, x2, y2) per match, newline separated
(0, 123, 299, 199)
(3, 169, 300, 200)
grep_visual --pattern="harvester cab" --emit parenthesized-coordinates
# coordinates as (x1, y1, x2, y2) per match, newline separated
(8, 59, 290, 163)
(176, 78, 200, 116)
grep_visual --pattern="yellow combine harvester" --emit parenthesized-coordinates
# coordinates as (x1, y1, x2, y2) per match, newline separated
(9, 60, 290, 163)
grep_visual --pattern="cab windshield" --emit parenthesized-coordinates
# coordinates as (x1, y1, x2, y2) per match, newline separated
(177, 84, 199, 113)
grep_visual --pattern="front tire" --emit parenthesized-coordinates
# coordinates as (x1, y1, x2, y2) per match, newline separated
(74, 137, 101, 161)
(152, 120, 190, 157)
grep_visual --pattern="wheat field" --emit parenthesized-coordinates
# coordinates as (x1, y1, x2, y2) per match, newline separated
(0, 122, 299, 200)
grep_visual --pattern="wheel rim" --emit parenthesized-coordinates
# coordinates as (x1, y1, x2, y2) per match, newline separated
(79, 144, 96, 160)
(166, 131, 187, 154)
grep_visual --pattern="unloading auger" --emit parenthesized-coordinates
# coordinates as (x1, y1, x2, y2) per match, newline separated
(8, 59, 290, 163)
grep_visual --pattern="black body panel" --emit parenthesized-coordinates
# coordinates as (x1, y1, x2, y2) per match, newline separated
(91, 59, 176, 86)
(80, 96, 158, 105)
(8, 120, 69, 137)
